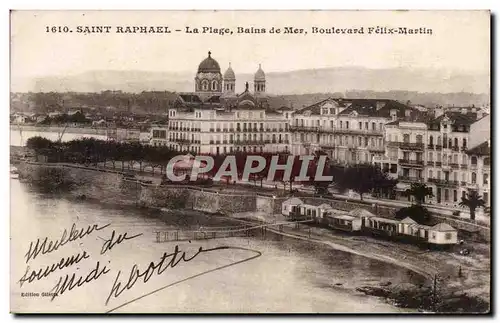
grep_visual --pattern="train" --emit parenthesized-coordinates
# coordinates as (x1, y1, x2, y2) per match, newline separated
(281, 197, 458, 248)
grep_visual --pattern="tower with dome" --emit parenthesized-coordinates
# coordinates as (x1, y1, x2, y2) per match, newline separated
(164, 51, 292, 155)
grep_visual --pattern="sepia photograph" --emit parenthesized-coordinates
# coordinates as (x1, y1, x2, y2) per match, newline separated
(9, 10, 491, 314)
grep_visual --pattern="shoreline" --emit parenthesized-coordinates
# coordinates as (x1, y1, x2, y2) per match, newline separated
(12, 177, 490, 313)
(223, 212, 490, 313)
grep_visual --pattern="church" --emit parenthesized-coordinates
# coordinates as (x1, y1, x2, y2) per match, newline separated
(175, 51, 270, 110)
(155, 51, 293, 154)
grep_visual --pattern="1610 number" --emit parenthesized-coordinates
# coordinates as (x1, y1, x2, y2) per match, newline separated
(45, 26, 72, 33)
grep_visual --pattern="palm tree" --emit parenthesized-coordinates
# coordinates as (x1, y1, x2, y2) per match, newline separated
(459, 190, 485, 221)
(406, 183, 434, 205)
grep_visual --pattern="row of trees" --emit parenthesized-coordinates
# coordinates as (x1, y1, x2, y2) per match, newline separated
(26, 136, 485, 221)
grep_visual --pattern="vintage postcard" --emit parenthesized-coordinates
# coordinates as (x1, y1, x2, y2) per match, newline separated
(10, 10, 491, 314)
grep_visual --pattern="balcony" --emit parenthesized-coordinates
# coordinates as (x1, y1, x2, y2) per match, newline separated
(461, 181, 467, 186)
(428, 178, 460, 187)
(335, 128, 383, 135)
(435, 145, 443, 150)
(368, 146, 385, 153)
(449, 163, 459, 169)
(460, 164, 468, 169)
(399, 142, 424, 151)
(175, 139, 191, 145)
(435, 161, 442, 167)
(234, 140, 266, 146)
(398, 159, 424, 167)
(427, 144, 435, 149)
(320, 143, 336, 149)
(460, 146, 468, 152)
(209, 140, 214, 144)
(209, 128, 214, 132)
(398, 175, 424, 183)
(451, 146, 459, 152)
(427, 161, 434, 166)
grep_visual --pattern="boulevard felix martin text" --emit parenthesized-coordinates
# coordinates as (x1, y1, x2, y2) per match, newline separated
(45, 25, 434, 36)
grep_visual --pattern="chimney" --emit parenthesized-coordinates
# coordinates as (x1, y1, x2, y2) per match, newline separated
(390, 109, 397, 121)
(405, 109, 411, 117)
(434, 107, 444, 118)
(461, 108, 467, 115)
(376, 102, 385, 110)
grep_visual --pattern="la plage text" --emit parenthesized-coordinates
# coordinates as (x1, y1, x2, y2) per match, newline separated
(46, 25, 433, 36)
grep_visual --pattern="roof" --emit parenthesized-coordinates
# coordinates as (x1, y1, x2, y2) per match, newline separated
(179, 94, 203, 104)
(283, 197, 303, 205)
(467, 140, 490, 156)
(317, 203, 333, 209)
(198, 51, 221, 73)
(370, 217, 400, 224)
(409, 223, 432, 230)
(337, 99, 411, 118)
(223, 63, 235, 80)
(330, 214, 356, 221)
(431, 223, 457, 232)
(427, 112, 477, 128)
(294, 97, 341, 115)
(348, 208, 376, 218)
(254, 64, 265, 81)
(400, 217, 417, 224)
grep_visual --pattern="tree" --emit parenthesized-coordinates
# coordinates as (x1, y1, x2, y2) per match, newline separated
(459, 190, 485, 221)
(406, 183, 434, 205)
(335, 164, 382, 201)
(395, 204, 432, 224)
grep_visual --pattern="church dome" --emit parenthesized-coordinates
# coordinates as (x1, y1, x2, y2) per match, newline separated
(223, 63, 235, 80)
(238, 99, 256, 109)
(198, 51, 221, 73)
(254, 64, 265, 81)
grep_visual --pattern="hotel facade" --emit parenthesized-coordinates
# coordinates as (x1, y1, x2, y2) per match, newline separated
(149, 51, 490, 208)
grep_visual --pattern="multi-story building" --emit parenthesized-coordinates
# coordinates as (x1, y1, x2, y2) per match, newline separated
(376, 109, 490, 208)
(290, 98, 414, 164)
(165, 52, 291, 154)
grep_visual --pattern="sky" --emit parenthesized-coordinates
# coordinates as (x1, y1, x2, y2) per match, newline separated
(11, 10, 490, 80)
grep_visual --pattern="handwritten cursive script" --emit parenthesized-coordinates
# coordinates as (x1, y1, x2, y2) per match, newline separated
(100, 230, 143, 255)
(18, 251, 90, 287)
(24, 222, 111, 263)
(105, 244, 232, 306)
(49, 261, 110, 301)
(106, 245, 262, 312)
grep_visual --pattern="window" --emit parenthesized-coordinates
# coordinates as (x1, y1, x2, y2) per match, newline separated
(445, 233, 452, 240)
(202, 80, 209, 91)
(472, 172, 477, 184)
(484, 174, 489, 185)
(462, 138, 467, 148)
(453, 190, 457, 202)
(454, 138, 459, 148)
(428, 170, 433, 178)
(346, 121, 349, 129)
(340, 121, 343, 129)
(444, 189, 449, 201)
(416, 135, 423, 144)
(403, 134, 410, 143)
(471, 156, 478, 165)
(358, 122, 362, 129)
(484, 157, 490, 166)
(428, 152, 433, 161)
(432, 233, 436, 239)
(429, 135, 434, 145)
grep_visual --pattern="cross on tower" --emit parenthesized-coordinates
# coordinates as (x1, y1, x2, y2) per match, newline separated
(208, 51, 211, 57)
(245, 82, 249, 92)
